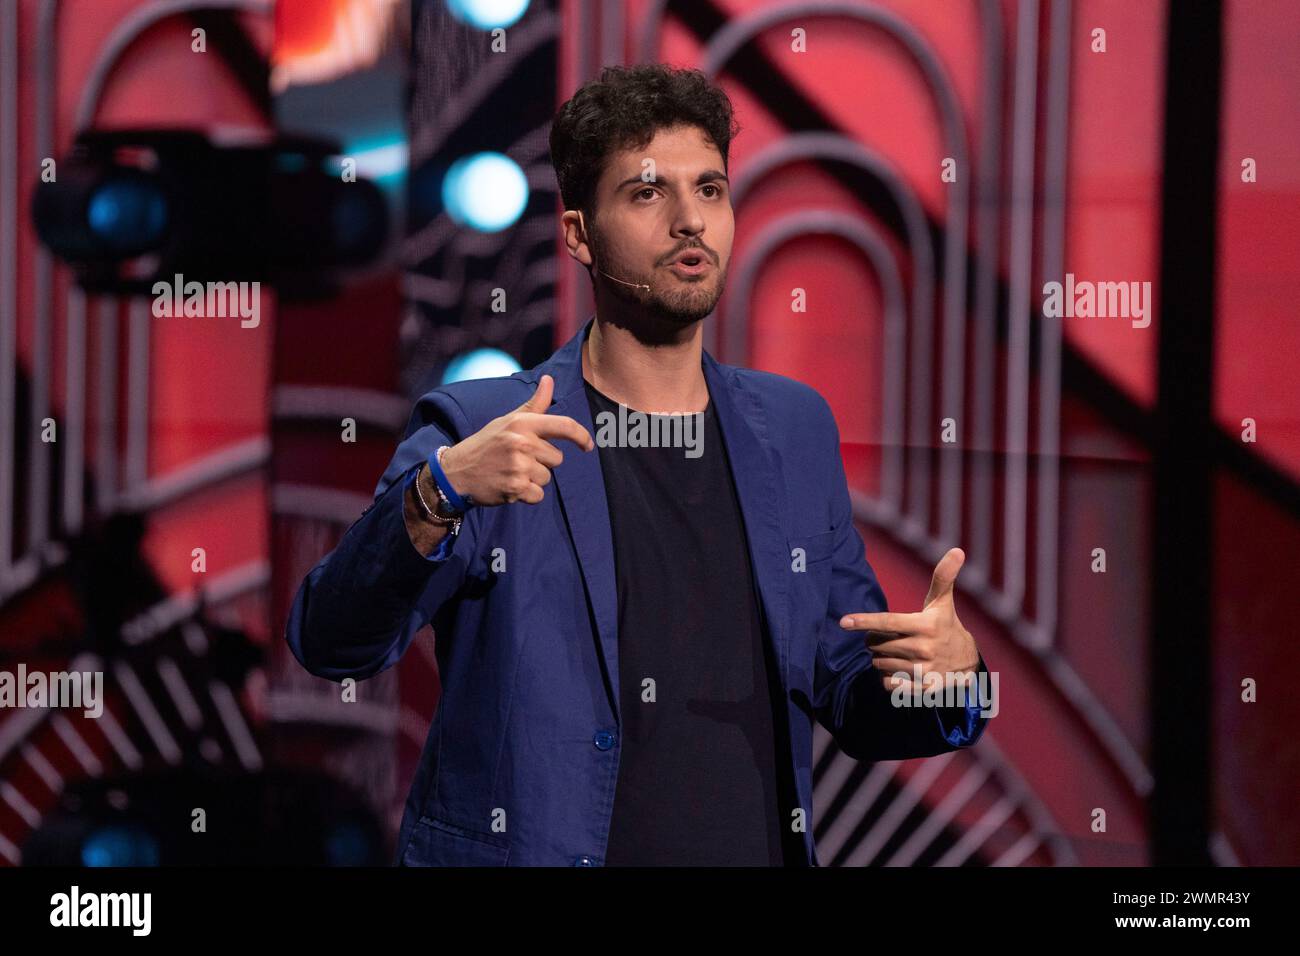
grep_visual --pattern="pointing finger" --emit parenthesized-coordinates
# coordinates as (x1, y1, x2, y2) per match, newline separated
(528, 413, 595, 451)
(840, 610, 926, 633)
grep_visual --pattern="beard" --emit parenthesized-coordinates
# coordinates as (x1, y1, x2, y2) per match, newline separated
(588, 223, 726, 326)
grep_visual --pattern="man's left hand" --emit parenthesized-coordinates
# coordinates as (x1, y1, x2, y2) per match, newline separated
(838, 547, 980, 691)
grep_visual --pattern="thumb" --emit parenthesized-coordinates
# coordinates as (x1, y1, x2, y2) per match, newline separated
(923, 547, 965, 609)
(519, 374, 554, 413)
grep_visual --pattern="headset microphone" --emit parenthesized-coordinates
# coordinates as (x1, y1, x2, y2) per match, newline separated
(578, 210, 651, 293)
(599, 271, 651, 292)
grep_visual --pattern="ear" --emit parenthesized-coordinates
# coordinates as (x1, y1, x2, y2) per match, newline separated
(562, 209, 593, 267)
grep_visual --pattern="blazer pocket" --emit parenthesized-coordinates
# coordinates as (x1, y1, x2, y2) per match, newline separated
(401, 814, 510, 867)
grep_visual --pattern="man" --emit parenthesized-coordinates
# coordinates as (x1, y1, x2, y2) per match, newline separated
(286, 64, 992, 867)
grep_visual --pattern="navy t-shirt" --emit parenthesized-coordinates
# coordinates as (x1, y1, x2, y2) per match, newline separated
(584, 378, 802, 866)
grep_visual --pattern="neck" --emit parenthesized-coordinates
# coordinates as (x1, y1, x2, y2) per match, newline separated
(582, 313, 709, 414)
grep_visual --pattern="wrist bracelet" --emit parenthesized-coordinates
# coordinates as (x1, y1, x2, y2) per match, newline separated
(412, 463, 460, 532)
(428, 445, 474, 512)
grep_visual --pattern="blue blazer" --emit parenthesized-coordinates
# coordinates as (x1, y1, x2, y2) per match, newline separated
(285, 316, 991, 866)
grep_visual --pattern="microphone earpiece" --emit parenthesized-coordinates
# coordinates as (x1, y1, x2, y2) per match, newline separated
(599, 271, 651, 292)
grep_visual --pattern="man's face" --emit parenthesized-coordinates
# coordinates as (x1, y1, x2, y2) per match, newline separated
(576, 124, 734, 325)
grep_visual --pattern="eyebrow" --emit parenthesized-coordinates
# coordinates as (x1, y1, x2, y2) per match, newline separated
(614, 169, 730, 192)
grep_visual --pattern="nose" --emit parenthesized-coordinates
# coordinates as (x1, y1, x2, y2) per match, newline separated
(669, 195, 707, 241)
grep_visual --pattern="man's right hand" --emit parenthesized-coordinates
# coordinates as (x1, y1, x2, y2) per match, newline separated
(438, 374, 595, 507)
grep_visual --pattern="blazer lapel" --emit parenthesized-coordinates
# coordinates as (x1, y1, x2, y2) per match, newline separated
(703, 353, 792, 693)
(544, 319, 623, 717)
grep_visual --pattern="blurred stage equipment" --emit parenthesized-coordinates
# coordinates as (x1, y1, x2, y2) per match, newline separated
(31, 128, 389, 299)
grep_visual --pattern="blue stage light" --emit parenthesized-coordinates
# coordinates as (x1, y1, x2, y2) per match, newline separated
(339, 138, 408, 186)
(86, 177, 168, 252)
(81, 825, 161, 867)
(442, 152, 528, 232)
(445, 0, 530, 30)
(442, 348, 522, 384)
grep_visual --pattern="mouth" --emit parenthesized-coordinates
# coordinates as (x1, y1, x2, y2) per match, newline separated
(668, 251, 711, 276)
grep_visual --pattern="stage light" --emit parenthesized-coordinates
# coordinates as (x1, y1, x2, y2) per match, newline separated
(445, 0, 530, 30)
(442, 348, 522, 384)
(341, 138, 408, 186)
(86, 175, 169, 254)
(31, 128, 390, 298)
(81, 825, 161, 867)
(441, 151, 528, 232)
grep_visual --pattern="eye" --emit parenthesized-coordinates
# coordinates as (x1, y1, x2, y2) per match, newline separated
(634, 186, 658, 201)
(701, 183, 722, 198)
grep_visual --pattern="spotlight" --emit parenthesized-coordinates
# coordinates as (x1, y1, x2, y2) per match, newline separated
(85, 173, 170, 255)
(30, 128, 390, 299)
(81, 825, 161, 867)
(445, 0, 531, 30)
(441, 151, 529, 232)
(442, 348, 522, 383)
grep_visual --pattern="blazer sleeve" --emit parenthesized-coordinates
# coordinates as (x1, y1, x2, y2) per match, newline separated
(284, 387, 478, 682)
(811, 401, 992, 760)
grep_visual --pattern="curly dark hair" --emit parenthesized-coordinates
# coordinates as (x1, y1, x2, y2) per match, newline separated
(549, 63, 741, 223)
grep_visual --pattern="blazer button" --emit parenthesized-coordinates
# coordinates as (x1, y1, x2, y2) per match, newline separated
(593, 730, 616, 751)
(574, 855, 596, 866)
